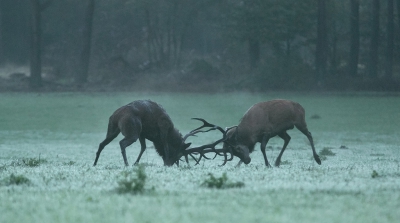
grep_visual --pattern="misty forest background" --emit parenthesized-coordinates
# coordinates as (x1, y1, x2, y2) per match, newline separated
(0, 0, 399, 92)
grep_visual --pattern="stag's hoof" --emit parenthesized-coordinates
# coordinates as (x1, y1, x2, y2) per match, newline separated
(315, 155, 322, 165)
(265, 163, 272, 168)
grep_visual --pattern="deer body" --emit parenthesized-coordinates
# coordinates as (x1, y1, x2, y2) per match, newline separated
(93, 100, 190, 166)
(224, 99, 321, 167)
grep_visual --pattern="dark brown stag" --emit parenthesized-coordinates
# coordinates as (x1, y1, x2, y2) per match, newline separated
(222, 99, 321, 167)
(93, 100, 191, 166)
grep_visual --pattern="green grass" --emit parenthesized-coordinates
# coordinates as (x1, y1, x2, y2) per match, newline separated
(1, 92, 400, 223)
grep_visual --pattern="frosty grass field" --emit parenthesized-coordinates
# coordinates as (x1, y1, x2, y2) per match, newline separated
(0, 92, 399, 223)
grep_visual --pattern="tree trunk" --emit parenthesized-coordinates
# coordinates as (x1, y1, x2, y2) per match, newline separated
(29, 0, 43, 89)
(368, 0, 380, 79)
(76, 0, 95, 85)
(29, 0, 53, 89)
(248, 38, 260, 69)
(315, 0, 328, 85)
(0, 1, 30, 65)
(330, 20, 338, 77)
(385, 0, 394, 79)
(0, 7, 3, 64)
(397, 0, 400, 32)
(349, 0, 360, 78)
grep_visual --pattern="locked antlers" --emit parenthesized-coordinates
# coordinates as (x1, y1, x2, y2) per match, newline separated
(181, 118, 235, 166)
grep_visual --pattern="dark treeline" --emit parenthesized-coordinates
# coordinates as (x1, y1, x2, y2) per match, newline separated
(0, 0, 399, 91)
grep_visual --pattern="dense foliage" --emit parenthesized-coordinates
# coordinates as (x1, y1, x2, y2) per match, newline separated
(0, 0, 399, 91)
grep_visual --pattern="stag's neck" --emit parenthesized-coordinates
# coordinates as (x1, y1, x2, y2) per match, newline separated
(236, 126, 257, 153)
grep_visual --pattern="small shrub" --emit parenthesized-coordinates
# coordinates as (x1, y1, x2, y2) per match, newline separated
(201, 173, 244, 189)
(11, 155, 47, 167)
(63, 161, 76, 166)
(1, 174, 31, 186)
(23, 157, 47, 167)
(319, 147, 336, 156)
(280, 160, 292, 166)
(371, 170, 379, 178)
(115, 165, 152, 194)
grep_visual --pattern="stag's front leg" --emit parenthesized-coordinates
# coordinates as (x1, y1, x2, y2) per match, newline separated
(119, 137, 137, 166)
(260, 135, 272, 167)
(275, 132, 291, 167)
(134, 137, 147, 165)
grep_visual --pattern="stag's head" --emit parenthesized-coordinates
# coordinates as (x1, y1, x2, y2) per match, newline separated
(223, 127, 251, 164)
(163, 128, 191, 166)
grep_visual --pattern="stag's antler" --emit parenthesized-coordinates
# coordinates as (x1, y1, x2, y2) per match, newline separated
(181, 118, 234, 166)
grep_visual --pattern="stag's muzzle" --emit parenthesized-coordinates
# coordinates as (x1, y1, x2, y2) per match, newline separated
(243, 157, 251, 164)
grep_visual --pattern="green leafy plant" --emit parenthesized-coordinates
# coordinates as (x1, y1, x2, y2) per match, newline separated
(1, 174, 31, 186)
(63, 161, 76, 166)
(23, 158, 42, 167)
(280, 160, 292, 166)
(319, 147, 336, 156)
(201, 173, 244, 189)
(11, 155, 47, 167)
(0, 164, 6, 172)
(371, 170, 379, 178)
(115, 165, 152, 194)
(316, 147, 336, 161)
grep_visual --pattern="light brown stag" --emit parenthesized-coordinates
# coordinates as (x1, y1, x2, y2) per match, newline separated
(221, 99, 321, 167)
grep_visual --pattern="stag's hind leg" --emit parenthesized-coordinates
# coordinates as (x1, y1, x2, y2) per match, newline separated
(275, 132, 291, 167)
(119, 118, 142, 166)
(296, 125, 321, 165)
(119, 137, 137, 166)
(94, 122, 120, 166)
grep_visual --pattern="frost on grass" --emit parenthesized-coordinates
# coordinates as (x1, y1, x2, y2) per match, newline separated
(10, 156, 47, 167)
(201, 172, 244, 189)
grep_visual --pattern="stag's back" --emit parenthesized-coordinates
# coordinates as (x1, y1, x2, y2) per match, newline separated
(238, 100, 306, 140)
(111, 100, 174, 138)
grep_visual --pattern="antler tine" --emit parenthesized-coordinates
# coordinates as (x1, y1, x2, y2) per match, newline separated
(182, 118, 236, 165)
(195, 147, 234, 166)
(182, 118, 227, 155)
(182, 118, 221, 141)
(191, 118, 226, 135)
(182, 118, 211, 142)
(219, 150, 234, 166)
